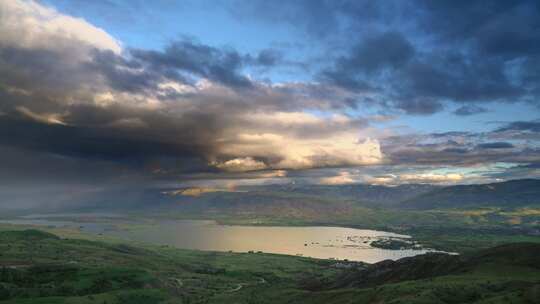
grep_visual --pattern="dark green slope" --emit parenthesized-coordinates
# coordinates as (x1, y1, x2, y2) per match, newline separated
(300, 243, 540, 304)
(330, 243, 540, 289)
(328, 253, 463, 289)
(1, 230, 539, 304)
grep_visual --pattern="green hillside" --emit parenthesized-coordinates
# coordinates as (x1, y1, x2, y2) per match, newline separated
(1, 230, 539, 304)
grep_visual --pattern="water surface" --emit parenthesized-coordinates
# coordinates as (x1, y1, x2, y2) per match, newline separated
(0, 216, 431, 263)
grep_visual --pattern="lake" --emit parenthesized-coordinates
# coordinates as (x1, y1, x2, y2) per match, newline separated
(0, 216, 432, 263)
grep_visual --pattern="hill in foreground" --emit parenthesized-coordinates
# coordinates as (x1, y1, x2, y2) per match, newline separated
(1, 230, 539, 303)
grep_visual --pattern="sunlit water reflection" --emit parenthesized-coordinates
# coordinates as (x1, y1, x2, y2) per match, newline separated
(0, 217, 433, 263)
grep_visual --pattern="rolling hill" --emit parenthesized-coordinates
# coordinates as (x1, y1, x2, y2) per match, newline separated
(1, 229, 539, 303)
(401, 179, 540, 210)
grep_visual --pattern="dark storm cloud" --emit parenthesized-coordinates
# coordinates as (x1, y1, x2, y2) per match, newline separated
(381, 125, 540, 167)
(0, 11, 349, 178)
(394, 98, 444, 115)
(129, 40, 257, 89)
(0, 145, 139, 186)
(228, 0, 386, 39)
(407, 1, 540, 112)
(477, 142, 515, 150)
(417, 0, 540, 58)
(342, 41, 518, 115)
(441, 147, 468, 154)
(321, 31, 414, 91)
(246, 49, 283, 67)
(0, 47, 100, 98)
(0, 41, 234, 176)
(0, 113, 212, 170)
(517, 162, 540, 169)
(453, 105, 488, 116)
(400, 53, 521, 99)
(430, 131, 471, 138)
(383, 142, 530, 167)
(331, 32, 415, 74)
(87, 49, 181, 93)
(236, 0, 540, 114)
(495, 120, 540, 133)
(487, 120, 540, 143)
(100, 40, 287, 91)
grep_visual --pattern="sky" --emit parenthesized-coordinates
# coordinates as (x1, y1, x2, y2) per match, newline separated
(1, 0, 540, 208)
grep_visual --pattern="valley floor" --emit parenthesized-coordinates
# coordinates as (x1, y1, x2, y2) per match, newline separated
(149, 205, 540, 254)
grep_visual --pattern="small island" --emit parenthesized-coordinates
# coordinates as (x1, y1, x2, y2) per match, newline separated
(370, 238, 422, 250)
